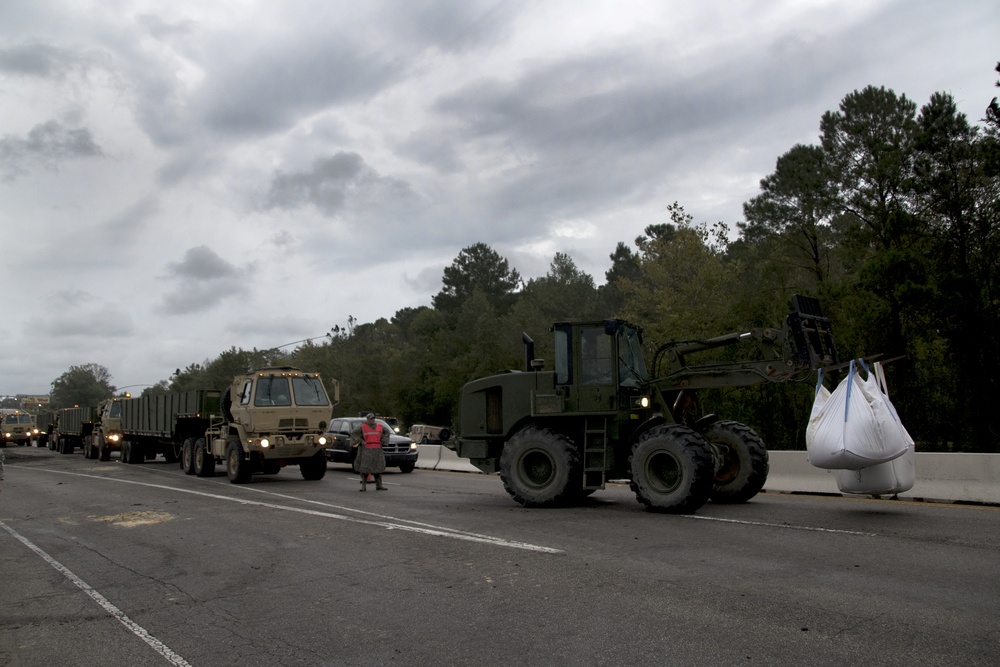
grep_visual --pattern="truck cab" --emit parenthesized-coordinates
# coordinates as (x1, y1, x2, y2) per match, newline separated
(207, 367, 337, 483)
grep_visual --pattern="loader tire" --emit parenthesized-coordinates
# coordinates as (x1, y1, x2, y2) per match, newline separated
(500, 426, 580, 508)
(705, 421, 769, 504)
(629, 424, 714, 514)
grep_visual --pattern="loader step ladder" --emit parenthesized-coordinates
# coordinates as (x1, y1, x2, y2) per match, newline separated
(582, 417, 607, 489)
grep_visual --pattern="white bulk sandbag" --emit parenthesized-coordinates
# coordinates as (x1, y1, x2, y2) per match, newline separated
(836, 442, 915, 494)
(838, 361, 916, 494)
(806, 360, 910, 470)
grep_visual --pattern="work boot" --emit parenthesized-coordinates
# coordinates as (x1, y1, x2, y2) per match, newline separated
(360, 476, 367, 492)
(375, 475, 387, 491)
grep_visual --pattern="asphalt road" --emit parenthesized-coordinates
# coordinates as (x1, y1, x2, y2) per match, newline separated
(1, 446, 998, 667)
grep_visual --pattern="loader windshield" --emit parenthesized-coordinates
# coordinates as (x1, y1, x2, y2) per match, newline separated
(617, 325, 648, 387)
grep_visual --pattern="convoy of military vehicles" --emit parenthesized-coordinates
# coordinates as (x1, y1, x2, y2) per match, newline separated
(17, 296, 835, 510)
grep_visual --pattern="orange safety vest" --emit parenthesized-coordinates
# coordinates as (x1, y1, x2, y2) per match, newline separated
(361, 422, 383, 448)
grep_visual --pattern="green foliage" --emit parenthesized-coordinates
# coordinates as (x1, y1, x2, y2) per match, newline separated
(49, 363, 115, 410)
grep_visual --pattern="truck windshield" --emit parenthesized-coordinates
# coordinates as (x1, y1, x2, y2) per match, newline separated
(254, 377, 292, 406)
(109, 402, 122, 418)
(291, 377, 330, 406)
(618, 326, 648, 387)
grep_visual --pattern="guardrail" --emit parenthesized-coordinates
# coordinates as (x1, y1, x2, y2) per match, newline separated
(417, 445, 1000, 505)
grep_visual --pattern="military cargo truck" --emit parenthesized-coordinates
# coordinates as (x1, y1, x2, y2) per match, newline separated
(84, 391, 216, 463)
(179, 367, 337, 483)
(51, 407, 96, 454)
(449, 295, 836, 513)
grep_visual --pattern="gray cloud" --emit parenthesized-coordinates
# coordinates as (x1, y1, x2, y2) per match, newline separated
(161, 246, 249, 314)
(0, 42, 83, 78)
(0, 120, 103, 180)
(264, 152, 418, 217)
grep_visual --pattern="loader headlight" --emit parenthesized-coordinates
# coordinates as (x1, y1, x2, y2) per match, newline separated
(631, 395, 650, 409)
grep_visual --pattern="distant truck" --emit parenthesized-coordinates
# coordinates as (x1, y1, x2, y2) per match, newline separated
(407, 424, 452, 444)
(51, 407, 95, 454)
(1, 411, 36, 446)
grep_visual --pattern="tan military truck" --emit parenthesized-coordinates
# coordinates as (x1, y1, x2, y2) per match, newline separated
(1, 411, 36, 446)
(182, 366, 338, 483)
(85, 398, 124, 461)
(406, 424, 452, 444)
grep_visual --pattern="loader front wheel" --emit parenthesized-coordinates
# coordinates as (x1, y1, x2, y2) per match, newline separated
(630, 424, 714, 514)
(705, 421, 769, 504)
(500, 427, 580, 508)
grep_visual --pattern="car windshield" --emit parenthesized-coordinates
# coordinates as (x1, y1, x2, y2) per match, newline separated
(291, 377, 330, 406)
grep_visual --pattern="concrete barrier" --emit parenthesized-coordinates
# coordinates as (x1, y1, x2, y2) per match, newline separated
(415, 444, 482, 473)
(418, 444, 1000, 505)
(766, 451, 1000, 504)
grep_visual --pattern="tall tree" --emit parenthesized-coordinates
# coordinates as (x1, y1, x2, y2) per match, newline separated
(520, 252, 599, 322)
(432, 243, 522, 315)
(49, 363, 115, 409)
(741, 144, 837, 286)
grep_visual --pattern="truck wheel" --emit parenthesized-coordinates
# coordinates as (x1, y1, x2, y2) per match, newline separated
(299, 452, 327, 481)
(181, 438, 196, 474)
(398, 462, 415, 473)
(629, 424, 714, 514)
(97, 434, 111, 462)
(705, 421, 769, 504)
(194, 438, 216, 477)
(226, 441, 252, 484)
(499, 426, 581, 508)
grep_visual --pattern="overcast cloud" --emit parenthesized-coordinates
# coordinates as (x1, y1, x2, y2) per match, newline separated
(1, 0, 996, 396)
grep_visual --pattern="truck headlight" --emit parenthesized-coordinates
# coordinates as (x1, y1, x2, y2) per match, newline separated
(260, 438, 270, 448)
(318, 436, 327, 446)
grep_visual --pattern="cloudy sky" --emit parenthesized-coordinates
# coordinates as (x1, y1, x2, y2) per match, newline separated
(1, 0, 996, 397)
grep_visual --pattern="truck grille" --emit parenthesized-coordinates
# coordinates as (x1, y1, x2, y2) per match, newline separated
(278, 418, 311, 430)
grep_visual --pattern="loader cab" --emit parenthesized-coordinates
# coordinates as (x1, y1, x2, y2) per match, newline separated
(552, 319, 650, 413)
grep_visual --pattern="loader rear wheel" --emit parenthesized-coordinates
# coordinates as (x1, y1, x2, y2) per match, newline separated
(705, 421, 769, 504)
(629, 424, 714, 514)
(181, 438, 196, 474)
(226, 440, 252, 484)
(194, 438, 216, 477)
(500, 426, 580, 508)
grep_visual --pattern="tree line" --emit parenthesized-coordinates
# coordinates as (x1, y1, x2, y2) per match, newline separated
(48, 69, 1000, 453)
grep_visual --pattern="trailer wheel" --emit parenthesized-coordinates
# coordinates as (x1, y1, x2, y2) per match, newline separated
(226, 440, 252, 484)
(181, 438, 196, 474)
(705, 421, 769, 504)
(299, 452, 327, 481)
(499, 426, 581, 508)
(194, 438, 216, 477)
(629, 424, 714, 514)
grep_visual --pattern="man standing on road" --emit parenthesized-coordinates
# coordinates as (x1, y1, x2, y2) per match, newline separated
(351, 413, 388, 492)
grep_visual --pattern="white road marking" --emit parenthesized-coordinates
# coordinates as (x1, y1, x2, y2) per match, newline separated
(15, 467, 565, 554)
(681, 513, 877, 536)
(0, 520, 192, 667)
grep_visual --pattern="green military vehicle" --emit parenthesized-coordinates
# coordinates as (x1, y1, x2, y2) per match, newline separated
(448, 295, 836, 513)
(51, 407, 96, 454)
